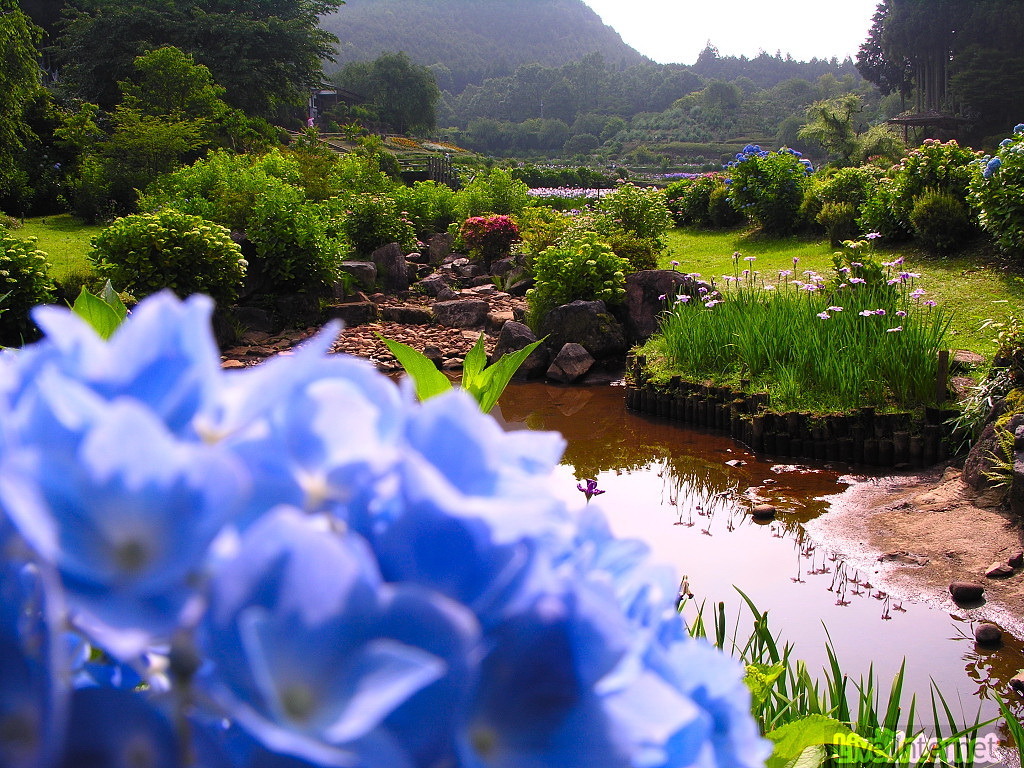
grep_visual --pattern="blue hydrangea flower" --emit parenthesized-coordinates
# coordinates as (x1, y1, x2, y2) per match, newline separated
(0, 555, 67, 768)
(199, 507, 481, 768)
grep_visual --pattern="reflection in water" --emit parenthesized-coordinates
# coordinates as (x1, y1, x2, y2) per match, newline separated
(496, 381, 1024, 750)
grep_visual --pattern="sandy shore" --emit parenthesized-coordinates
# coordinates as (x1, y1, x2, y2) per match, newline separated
(805, 463, 1024, 637)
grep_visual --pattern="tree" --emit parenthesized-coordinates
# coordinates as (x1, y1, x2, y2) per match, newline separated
(334, 52, 440, 134)
(53, 0, 344, 118)
(0, 0, 44, 201)
(798, 94, 861, 166)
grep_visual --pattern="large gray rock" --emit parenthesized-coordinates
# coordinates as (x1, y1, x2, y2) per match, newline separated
(432, 298, 489, 328)
(415, 272, 455, 297)
(427, 233, 453, 265)
(1011, 453, 1024, 517)
(338, 261, 377, 292)
(371, 243, 409, 292)
(621, 270, 711, 343)
(538, 300, 628, 362)
(491, 321, 548, 379)
(547, 343, 595, 384)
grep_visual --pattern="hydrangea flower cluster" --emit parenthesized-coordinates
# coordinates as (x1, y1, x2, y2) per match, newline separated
(0, 292, 768, 768)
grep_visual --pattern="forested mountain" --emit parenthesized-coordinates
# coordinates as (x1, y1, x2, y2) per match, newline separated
(319, 0, 647, 92)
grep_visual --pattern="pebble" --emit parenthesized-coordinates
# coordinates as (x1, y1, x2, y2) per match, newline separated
(974, 623, 1002, 645)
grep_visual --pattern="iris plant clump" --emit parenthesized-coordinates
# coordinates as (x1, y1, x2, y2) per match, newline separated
(0, 292, 768, 768)
(653, 241, 951, 412)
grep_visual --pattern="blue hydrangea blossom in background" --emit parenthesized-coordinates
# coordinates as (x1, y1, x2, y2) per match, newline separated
(0, 292, 770, 767)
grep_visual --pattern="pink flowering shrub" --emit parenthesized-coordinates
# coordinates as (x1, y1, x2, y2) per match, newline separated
(459, 214, 521, 269)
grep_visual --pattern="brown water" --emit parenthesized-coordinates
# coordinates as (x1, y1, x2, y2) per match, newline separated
(495, 381, 1024, 760)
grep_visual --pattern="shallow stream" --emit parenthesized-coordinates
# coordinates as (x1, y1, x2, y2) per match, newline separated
(495, 381, 1024, 763)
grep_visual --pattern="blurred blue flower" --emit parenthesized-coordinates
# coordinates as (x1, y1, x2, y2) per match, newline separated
(200, 507, 480, 768)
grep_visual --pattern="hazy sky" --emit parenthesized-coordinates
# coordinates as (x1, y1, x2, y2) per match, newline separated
(581, 0, 881, 65)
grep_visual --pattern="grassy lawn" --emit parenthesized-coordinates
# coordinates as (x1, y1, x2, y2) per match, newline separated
(13, 214, 100, 285)
(662, 227, 1024, 357)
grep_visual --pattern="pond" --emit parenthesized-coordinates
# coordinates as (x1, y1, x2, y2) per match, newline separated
(495, 380, 1024, 762)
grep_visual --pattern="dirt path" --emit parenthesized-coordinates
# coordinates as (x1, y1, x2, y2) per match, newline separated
(806, 463, 1024, 636)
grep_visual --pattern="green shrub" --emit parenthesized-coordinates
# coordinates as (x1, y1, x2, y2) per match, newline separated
(802, 166, 875, 230)
(141, 152, 345, 294)
(707, 183, 745, 228)
(392, 181, 460, 240)
(89, 210, 245, 305)
(817, 201, 859, 246)
(665, 176, 717, 226)
(602, 229, 661, 271)
(909, 189, 974, 254)
(596, 183, 673, 242)
(861, 139, 980, 241)
(0, 233, 56, 346)
(526, 232, 628, 327)
(727, 148, 812, 235)
(970, 125, 1024, 262)
(514, 207, 573, 267)
(339, 192, 417, 257)
(456, 168, 530, 218)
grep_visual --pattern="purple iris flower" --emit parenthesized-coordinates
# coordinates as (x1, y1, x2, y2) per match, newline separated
(577, 479, 605, 502)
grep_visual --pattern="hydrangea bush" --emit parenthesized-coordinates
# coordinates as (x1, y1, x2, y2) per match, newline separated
(726, 146, 814, 235)
(0, 292, 769, 768)
(970, 123, 1024, 262)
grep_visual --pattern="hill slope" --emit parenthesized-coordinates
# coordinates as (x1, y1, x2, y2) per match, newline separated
(320, 0, 647, 91)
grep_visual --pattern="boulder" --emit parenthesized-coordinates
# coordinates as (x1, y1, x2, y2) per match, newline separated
(506, 278, 533, 297)
(963, 422, 999, 492)
(1011, 453, 1024, 517)
(325, 301, 378, 327)
(450, 257, 482, 279)
(974, 622, 1003, 645)
(949, 581, 985, 603)
(231, 306, 279, 334)
(547, 343, 595, 384)
(538, 300, 628, 362)
(371, 243, 409, 292)
(620, 270, 711, 344)
(381, 305, 433, 325)
(415, 272, 454, 298)
(491, 321, 548, 379)
(338, 261, 377, 292)
(432, 298, 489, 329)
(427, 233, 453, 265)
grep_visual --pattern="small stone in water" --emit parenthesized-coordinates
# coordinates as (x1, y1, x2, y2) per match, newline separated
(751, 504, 776, 520)
(949, 581, 985, 603)
(1011, 672, 1024, 695)
(974, 623, 1002, 646)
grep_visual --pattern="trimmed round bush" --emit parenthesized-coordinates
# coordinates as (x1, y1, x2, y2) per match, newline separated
(89, 210, 246, 304)
(707, 182, 745, 228)
(909, 189, 974, 254)
(0, 233, 55, 346)
(817, 201, 859, 246)
(340, 192, 417, 258)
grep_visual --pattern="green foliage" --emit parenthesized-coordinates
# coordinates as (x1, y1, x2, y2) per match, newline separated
(596, 183, 673, 242)
(798, 94, 861, 165)
(909, 189, 974, 254)
(334, 52, 441, 134)
(392, 182, 460, 239)
(89, 210, 246, 304)
(728, 150, 812, 235)
(707, 183, 745, 228)
(665, 175, 718, 227)
(0, 232, 55, 346)
(970, 127, 1024, 262)
(602, 230, 661, 272)
(801, 165, 875, 227)
(90, 210, 245, 307)
(862, 139, 980, 241)
(457, 168, 531, 218)
(339, 192, 417, 257)
(139, 151, 344, 293)
(513, 207, 573, 265)
(652, 247, 952, 412)
(526, 232, 628, 326)
(817, 202, 859, 246)
(0, 0, 43, 204)
(71, 280, 128, 340)
(378, 332, 543, 413)
(55, 0, 344, 117)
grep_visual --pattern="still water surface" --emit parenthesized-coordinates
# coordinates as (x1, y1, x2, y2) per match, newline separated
(495, 381, 1024, 757)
